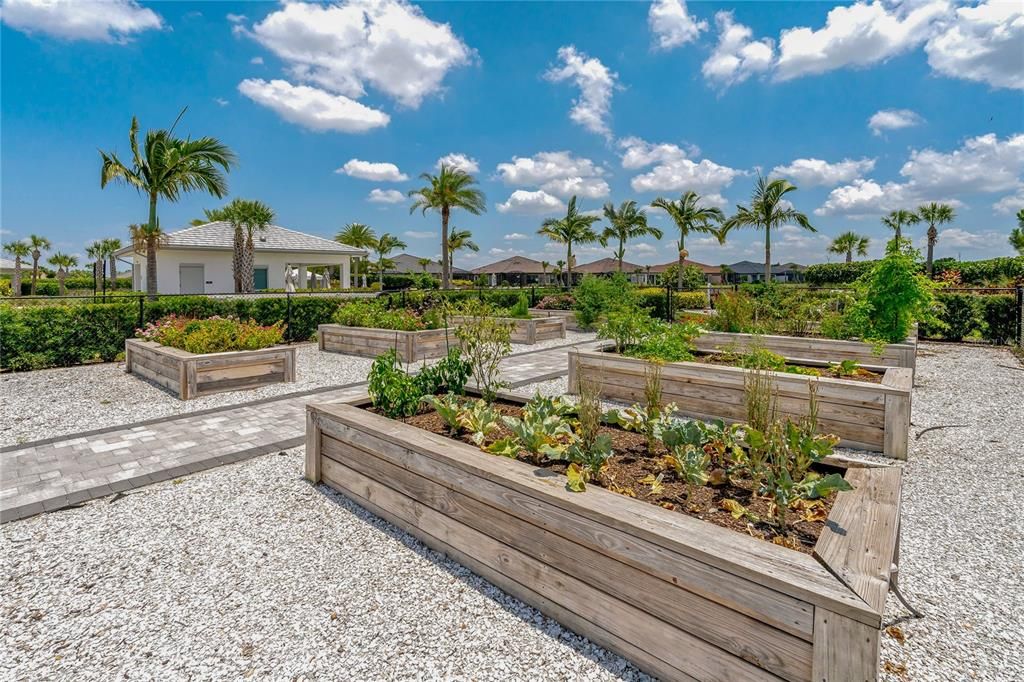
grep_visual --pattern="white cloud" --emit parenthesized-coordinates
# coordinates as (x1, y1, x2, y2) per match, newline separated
(993, 188, 1024, 215)
(544, 46, 617, 138)
(925, 1, 1024, 90)
(1, 0, 163, 42)
(226, 13, 246, 24)
(368, 189, 406, 204)
(247, 0, 473, 109)
(437, 153, 480, 174)
(931, 227, 998, 248)
(900, 133, 1024, 195)
(496, 190, 565, 215)
(702, 11, 775, 88)
(504, 233, 529, 241)
(815, 179, 905, 217)
(868, 108, 924, 135)
(214, 97, 229, 107)
(649, 0, 707, 50)
(771, 157, 875, 187)
(337, 159, 408, 182)
(403, 230, 434, 239)
(619, 137, 742, 195)
(250, 56, 264, 65)
(774, 1, 950, 81)
(496, 151, 609, 199)
(238, 79, 389, 133)
(488, 247, 522, 257)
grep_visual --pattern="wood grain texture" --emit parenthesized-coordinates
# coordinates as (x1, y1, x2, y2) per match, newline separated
(811, 609, 879, 682)
(529, 308, 583, 331)
(318, 324, 454, 362)
(694, 331, 916, 371)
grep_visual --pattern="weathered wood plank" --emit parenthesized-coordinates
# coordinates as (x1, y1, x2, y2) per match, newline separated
(305, 408, 321, 484)
(321, 457, 781, 682)
(694, 331, 916, 371)
(811, 609, 879, 682)
(814, 467, 902, 616)
(318, 325, 454, 362)
(323, 434, 812, 680)
(881, 369, 912, 460)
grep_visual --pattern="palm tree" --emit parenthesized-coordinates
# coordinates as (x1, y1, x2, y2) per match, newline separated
(372, 233, 407, 287)
(540, 260, 550, 285)
(408, 164, 486, 289)
(447, 228, 479, 272)
(417, 257, 432, 273)
(599, 200, 663, 273)
(100, 111, 235, 298)
(3, 240, 30, 297)
(47, 252, 78, 296)
(335, 222, 377, 288)
(238, 200, 275, 293)
(85, 241, 104, 292)
(652, 191, 725, 288)
(538, 196, 600, 287)
(881, 209, 920, 244)
(1010, 209, 1024, 256)
(27, 234, 51, 296)
(554, 260, 565, 287)
(827, 231, 870, 263)
(129, 222, 167, 297)
(103, 238, 123, 289)
(918, 202, 956, 277)
(723, 177, 815, 283)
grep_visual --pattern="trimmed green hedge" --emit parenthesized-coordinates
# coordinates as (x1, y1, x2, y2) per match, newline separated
(804, 261, 876, 285)
(635, 288, 708, 318)
(806, 256, 1024, 286)
(14, 277, 133, 296)
(919, 292, 1017, 344)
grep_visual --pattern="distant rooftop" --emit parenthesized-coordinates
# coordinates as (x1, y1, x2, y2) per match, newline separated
(114, 222, 365, 256)
(471, 255, 547, 275)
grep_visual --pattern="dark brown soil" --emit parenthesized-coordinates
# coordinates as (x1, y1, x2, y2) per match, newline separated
(370, 401, 840, 554)
(693, 352, 884, 383)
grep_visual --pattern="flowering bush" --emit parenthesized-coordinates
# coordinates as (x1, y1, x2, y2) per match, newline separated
(534, 293, 574, 310)
(332, 300, 440, 331)
(136, 315, 285, 354)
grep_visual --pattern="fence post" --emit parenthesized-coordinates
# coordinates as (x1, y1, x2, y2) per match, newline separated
(1017, 286, 1023, 347)
(286, 292, 293, 343)
(530, 286, 536, 307)
(137, 295, 144, 328)
(664, 284, 672, 321)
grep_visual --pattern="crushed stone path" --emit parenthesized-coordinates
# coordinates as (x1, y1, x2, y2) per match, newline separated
(1, 340, 602, 523)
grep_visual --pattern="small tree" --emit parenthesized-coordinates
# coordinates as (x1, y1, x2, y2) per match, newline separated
(27, 234, 51, 296)
(372, 233, 407, 287)
(827, 231, 870, 263)
(336, 222, 377, 288)
(47, 252, 78, 296)
(918, 202, 955, 277)
(2, 240, 30, 297)
(538, 196, 600, 287)
(453, 300, 513, 403)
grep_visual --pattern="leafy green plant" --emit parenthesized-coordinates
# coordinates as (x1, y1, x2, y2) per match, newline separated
(413, 347, 472, 396)
(625, 321, 699, 362)
(524, 393, 577, 420)
(830, 359, 860, 377)
(738, 346, 787, 371)
(333, 299, 437, 331)
(501, 411, 574, 465)
(573, 273, 634, 329)
(422, 393, 464, 435)
(367, 349, 422, 418)
(457, 399, 501, 445)
(558, 374, 612, 492)
(453, 300, 513, 403)
(709, 291, 754, 333)
(598, 304, 658, 353)
(137, 315, 284, 353)
(508, 293, 531, 319)
(934, 293, 977, 341)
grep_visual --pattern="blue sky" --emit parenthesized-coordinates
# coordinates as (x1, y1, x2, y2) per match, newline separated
(2, 0, 1022, 270)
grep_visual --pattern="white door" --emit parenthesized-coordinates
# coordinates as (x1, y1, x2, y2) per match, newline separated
(179, 264, 205, 294)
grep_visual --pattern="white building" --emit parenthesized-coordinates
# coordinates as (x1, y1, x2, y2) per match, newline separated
(115, 222, 366, 294)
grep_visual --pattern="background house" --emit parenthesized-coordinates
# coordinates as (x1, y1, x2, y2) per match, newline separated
(724, 260, 806, 283)
(648, 259, 723, 285)
(115, 222, 365, 294)
(471, 255, 554, 286)
(574, 257, 657, 285)
(387, 253, 471, 278)
(0, 258, 17, 277)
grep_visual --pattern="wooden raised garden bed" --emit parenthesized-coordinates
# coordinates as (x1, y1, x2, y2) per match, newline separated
(306, 396, 902, 681)
(125, 338, 296, 400)
(568, 349, 913, 459)
(318, 324, 454, 363)
(693, 330, 917, 371)
(448, 315, 565, 344)
(528, 308, 584, 332)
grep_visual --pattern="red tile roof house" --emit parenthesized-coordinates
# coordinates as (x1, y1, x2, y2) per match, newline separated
(647, 259, 724, 285)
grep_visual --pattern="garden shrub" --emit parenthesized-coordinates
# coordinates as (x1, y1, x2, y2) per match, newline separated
(18, 277, 133, 296)
(933, 293, 978, 341)
(708, 291, 755, 333)
(933, 256, 1024, 286)
(657, 264, 706, 290)
(977, 295, 1016, 344)
(803, 261, 875, 285)
(332, 299, 439, 331)
(137, 316, 285, 354)
(0, 302, 138, 370)
(508, 293, 531, 319)
(573, 274, 633, 328)
(534, 293, 574, 310)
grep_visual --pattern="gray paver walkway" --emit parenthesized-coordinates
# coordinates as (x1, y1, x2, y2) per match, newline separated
(1, 340, 601, 523)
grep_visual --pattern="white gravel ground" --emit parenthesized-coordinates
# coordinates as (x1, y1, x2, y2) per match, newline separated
(0, 449, 648, 682)
(0, 332, 594, 447)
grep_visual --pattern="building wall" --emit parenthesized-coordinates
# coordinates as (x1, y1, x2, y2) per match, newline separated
(130, 249, 352, 294)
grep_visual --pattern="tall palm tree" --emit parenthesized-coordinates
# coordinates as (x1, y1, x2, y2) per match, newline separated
(447, 228, 479, 272)
(372, 233, 407, 287)
(599, 200, 663, 273)
(100, 111, 235, 298)
(538, 196, 600, 287)
(651, 191, 724, 288)
(918, 202, 956, 277)
(238, 200, 275, 293)
(723, 177, 815, 283)
(27, 234, 51, 296)
(103, 237, 122, 288)
(47, 252, 78, 296)
(881, 209, 920, 244)
(85, 241, 104, 292)
(3, 240, 30, 297)
(827, 231, 870, 263)
(1010, 209, 1024, 256)
(129, 222, 167, 297)
(335, 222, 377, 288)
(408, 164, 486, 289)
(540, 260, 550, 285)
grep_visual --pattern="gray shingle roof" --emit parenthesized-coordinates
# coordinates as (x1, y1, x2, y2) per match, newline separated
(115, 222, 365, 256)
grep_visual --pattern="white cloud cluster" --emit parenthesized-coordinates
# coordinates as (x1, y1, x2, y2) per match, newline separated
(504, 233, 529, 241)
(816, 133, 1023, 216)
(238, 79, 390, 133)
(437, 153, 480, 174)
(336, 159, 408, 182)
(495, 151, 610, 207)
(701, 11, 775, 88)
(403, 230, 434, 239)
(772, 157, 876, 187)
(496, 190, 565, 216)
(648, 0, 707, 51)
(925, 1, 1024, 91)
(993, 188, 1024, 215)
(868, 108, 924, 136)
(1, 0, 163, 42)
(367, 189, 405, 204)
(238, 0, 472, 131)
(544, 46, 617, 138)
(618, 137, 742, 196)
